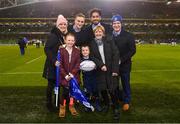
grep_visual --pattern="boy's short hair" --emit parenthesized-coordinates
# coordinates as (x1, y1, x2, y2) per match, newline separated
(80, 44, 90, 58)
(75, 13, 85, 18)
(89, 8, 102, 17)
(81, 44, 90, 50)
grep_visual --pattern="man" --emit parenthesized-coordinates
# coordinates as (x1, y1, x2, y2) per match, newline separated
(17, 37, 27, 55)
(85, 8, 112, 43)
(68, 13, 86, 47)
(111, 14, 136, 111)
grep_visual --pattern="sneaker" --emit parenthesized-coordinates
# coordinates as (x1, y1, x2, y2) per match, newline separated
(123, 104, 129, 111)
(93, 99, 103, 112)
(84, 107, 92, 112)
(94, 102, 103, 112)
(113, 109, 120, 120)
(102, 105, 109, 113)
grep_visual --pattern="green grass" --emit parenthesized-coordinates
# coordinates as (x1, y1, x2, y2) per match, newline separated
(0, 44, 180, 123)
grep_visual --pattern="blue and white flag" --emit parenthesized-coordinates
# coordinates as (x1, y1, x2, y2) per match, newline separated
(70, 77, 94, 111)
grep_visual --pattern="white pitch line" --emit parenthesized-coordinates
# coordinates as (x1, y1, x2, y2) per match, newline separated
(1, 69, 180, 75)
(132, 69, 180, 72)
(0, 72, 42, 75)
(26, 55, 43, 64)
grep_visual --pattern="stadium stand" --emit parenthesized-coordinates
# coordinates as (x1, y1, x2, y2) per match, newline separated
(0, 0, 180, 18)
(0, 0, 180, 44)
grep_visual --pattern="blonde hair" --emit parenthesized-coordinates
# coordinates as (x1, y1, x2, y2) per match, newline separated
(93, 25, 105, 33)
(75, 13, 85, 18)
(64, 33, 75, 40)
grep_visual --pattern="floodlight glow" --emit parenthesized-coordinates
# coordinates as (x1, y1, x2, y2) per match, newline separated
(166, 1, 172, 5)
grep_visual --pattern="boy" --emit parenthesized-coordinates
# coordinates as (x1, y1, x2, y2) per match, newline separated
(80, 44, 102, 112)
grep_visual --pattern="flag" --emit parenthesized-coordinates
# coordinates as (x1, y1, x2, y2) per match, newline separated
(54, 50, 60, 107)
(69, 77, 94, 111)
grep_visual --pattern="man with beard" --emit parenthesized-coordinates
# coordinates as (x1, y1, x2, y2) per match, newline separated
(84, 8, 112, 43)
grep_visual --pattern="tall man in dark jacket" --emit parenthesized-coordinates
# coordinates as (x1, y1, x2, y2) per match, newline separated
(84, 8, 112, 43)
(111, 15, 136, 111)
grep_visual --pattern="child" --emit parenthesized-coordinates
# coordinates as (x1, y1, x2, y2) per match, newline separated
(59, 33, 80, 118)
(90, 25, 120, 120)
(80, 44, 102, 112)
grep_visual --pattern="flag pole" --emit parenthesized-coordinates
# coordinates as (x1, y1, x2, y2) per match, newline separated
(55, 50, 60, 107)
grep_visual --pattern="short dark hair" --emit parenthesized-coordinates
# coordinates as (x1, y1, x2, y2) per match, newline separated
(80, 44, 90, 51)
(80, 44, 91, 57)
(75, 13, 85, 18)
(89, 8, 102, 17)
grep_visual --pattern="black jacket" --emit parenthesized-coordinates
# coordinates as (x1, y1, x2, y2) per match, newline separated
(68, 25, 87, 46)
(113, 29, 136, 72)
(42, 27, 65, 80)
(84, 22, 112, 43)
(89, 36, 119, 91)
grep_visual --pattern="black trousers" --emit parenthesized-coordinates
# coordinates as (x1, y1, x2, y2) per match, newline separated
(46, 79, 60, 107)
(101, 88, 119, 109)
(60, 86, 70, 105)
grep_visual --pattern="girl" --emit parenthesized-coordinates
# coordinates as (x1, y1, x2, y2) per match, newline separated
(59, 33, 80, 118)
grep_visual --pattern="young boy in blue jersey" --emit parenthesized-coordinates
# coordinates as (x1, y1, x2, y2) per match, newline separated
(80, 44, 102, 112)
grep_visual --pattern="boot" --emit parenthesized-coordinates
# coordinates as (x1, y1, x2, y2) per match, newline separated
(69, 105, 79, 116)
(59, 104, 66, 118)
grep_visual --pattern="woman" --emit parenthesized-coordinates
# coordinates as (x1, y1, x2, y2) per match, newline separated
(89, 25, 120, 120)
(42, 14, 68, 112)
